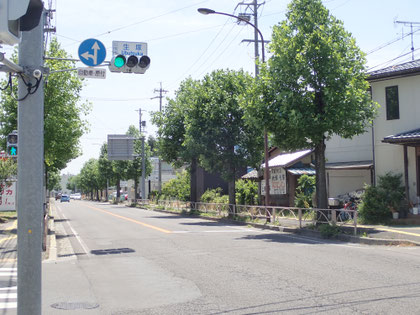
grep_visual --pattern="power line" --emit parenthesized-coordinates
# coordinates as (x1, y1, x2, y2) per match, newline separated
(93, 1, 209, 38)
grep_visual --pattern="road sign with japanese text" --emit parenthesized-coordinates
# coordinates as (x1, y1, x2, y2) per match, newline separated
(112, 41, 147, 57)
(77, 67, 106, 79)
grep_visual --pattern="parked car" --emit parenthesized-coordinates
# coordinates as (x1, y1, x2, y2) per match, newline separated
(55, 193, 62, 200)
(60, 194, 70, 202)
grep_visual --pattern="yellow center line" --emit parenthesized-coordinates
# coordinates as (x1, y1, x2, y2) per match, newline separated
(85, 205, 172, 234)
(358, 224, 420, 237)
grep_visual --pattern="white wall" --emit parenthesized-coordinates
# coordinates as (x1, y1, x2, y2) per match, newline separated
(326, 131, 373, 163)
(327, 169, 371, 198)
(371, 75, 420, 202)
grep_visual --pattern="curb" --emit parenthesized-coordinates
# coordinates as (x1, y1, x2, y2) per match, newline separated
(137, 205, 420, 247)
(44, 204, 57, 262)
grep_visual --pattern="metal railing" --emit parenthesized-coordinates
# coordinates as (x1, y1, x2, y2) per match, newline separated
(137, 199, 358, 235)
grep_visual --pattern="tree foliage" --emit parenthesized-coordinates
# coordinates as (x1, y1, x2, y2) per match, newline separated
(246, 0, 377, 208)
(0, 37, 90, 174)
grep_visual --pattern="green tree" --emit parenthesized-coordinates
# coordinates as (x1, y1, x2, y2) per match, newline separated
(125, 125, 152, 200)
(47, 169, 62, 191)
(66, 175, 80, 193)
(161, 170, 190, 201)
(79, 159, 100, 200)
(0, 37, 90, 178)
(152, 78, 203, 202)
(188, 69, 263, 207)
(248, 0, 376, 209)
(98, 143, 113, 199)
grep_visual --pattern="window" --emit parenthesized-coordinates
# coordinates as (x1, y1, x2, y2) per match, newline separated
(385, 86, 399, 120)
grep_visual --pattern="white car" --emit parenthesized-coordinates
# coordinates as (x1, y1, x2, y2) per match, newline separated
(73, 193, 82, 200)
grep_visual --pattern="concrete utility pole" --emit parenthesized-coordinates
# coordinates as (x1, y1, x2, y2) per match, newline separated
(139, 108, 146, 199)
(236, 0, 266, 76)
(17, 10, 45, 315)
(152, 82, 168, 194)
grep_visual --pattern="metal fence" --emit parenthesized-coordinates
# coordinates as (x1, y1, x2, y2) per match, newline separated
(137, 199, 358, 235)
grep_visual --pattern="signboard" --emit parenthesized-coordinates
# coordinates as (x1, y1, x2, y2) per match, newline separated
(112, 41, 147, 57)
(77, 67, 106, 79)
(78, 38, 106, 67)
(0, 181, 16, 211)
(261, 167, 287, 195)
(107, 135, 134, 160)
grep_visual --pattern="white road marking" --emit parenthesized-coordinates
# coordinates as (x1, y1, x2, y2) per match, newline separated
(55, 205, 91, 257)
(0, 268, 17, 309)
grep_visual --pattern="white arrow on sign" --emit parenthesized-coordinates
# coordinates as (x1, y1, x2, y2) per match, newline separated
(81, 41, 100, 65)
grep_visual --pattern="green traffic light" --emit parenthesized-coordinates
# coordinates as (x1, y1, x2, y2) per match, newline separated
(114, 55, 126, 68)
(10, 147, 17, 156)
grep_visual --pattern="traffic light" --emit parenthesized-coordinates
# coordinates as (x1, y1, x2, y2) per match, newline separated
(0, 0, 43, 46)
(6, 131, 17, 157)
(109, 54, 151, 74)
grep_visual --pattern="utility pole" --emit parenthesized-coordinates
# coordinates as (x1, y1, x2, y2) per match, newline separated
(17, 10, 45, 315)
(151, 82, 168, 193)
(395, 21, 420, 61)
(139, 108, 146, 199)
(236, 0, 267, 76)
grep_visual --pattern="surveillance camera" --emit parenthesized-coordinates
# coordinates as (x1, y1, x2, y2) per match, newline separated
(33, 69, 42, 79)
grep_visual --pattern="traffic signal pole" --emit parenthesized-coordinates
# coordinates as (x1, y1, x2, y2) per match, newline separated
(17, 10, 45, 315)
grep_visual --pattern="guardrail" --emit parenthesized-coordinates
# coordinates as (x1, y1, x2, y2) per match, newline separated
(137, 199, 358, 235)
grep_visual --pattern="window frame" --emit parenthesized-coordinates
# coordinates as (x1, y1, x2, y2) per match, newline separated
(385, 85, 400, 120)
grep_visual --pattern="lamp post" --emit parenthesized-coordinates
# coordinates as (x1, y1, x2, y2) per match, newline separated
(198, 8, 270, 212)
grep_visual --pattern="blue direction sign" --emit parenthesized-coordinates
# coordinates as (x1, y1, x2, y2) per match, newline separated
(78, 38, 106, 67)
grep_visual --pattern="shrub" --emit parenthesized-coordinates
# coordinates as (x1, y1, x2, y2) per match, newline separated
(319, 224, 340, 238)
(160, 170, 190, 201)
(359, 172, 406, 224)
(201, 187, 224, 203)
(235, 179, 258, 205)
(294, 175, 316, 208)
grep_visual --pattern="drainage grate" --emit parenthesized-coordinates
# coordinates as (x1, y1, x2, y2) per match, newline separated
(51, 302, 99, 310)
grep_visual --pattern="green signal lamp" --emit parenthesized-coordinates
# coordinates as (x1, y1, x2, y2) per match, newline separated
(9, 146, 17, 156)
(113, 55, 126, 68)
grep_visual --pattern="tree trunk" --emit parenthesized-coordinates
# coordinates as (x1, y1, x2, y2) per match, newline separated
(314, 137, 328, 211)
(116, 179, 121, 204)
(96, 189, 99, 201)
(190, 157, 197, 204)
(228, 179, 235, 217)
(134, 179, 139, 201)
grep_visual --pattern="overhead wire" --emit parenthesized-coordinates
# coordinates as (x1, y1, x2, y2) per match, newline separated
(196, 25, 247, 78)
(93, 0, 209, 38)
(167, 20, 231, 89)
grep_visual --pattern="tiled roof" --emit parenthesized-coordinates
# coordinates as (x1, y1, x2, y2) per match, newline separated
(383, 128, 420, 144)
(368, 59, 420, 80)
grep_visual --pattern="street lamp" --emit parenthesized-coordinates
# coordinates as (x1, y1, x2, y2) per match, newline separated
(198, 7, 270, 212)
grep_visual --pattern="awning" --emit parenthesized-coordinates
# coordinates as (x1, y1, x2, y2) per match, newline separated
(326, 161, 373, 170)
(382, 128, 420, 146)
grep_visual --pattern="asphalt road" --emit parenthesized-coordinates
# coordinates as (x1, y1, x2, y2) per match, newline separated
(36, 200, 420, 314)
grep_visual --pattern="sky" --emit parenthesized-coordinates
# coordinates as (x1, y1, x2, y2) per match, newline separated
(3, 0, 420, 175)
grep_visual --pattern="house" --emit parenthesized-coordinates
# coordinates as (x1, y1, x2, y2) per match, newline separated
(256, 148, 315, 207)
(325, 59, 420, 206)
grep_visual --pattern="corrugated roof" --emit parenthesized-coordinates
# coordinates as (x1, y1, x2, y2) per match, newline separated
(368, 59, 420, 80)
(287, 168, 315, 175)
(261, 149, 312, 169)
(241, 169, 259, 179)
(383, 127, 420, 144)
